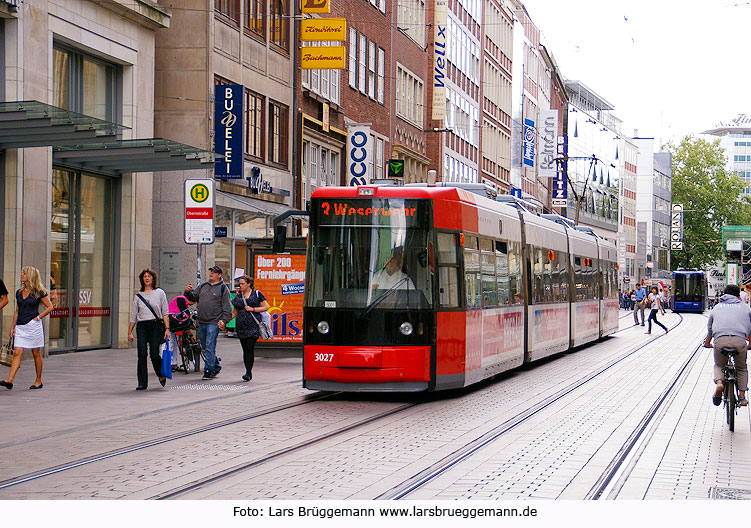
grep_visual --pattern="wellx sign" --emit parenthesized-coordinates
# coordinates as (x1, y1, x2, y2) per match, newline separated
(214, 85, 244, 179)
(431, 0, 448, 121)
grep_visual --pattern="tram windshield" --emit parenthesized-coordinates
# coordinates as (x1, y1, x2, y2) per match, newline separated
(673, 273, 704, 302)
(306, 197, 434, 309)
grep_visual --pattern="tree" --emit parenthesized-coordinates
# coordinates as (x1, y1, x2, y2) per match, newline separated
(665, 135, 751, 270)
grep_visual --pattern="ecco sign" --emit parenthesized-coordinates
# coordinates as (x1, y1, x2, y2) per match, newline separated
(347, 124, 372, 186)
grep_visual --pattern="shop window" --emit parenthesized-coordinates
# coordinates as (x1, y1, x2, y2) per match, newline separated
(235, 211, 268, 239)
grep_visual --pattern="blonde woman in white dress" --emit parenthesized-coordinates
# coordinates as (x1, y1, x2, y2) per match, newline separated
(1, 267, 53, 390)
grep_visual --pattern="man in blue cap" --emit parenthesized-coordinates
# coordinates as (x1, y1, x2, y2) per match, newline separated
(633, 284, 647, 326)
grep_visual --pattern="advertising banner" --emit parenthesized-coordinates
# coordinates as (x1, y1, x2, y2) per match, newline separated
(553, 135, 568, 207)
(539, 110, 558, 179)
(301, 0, 330, 13)
(253, 254, 306, 343)
(670, 203, 683, 250)
(300, 46, 346, 69)
(214, 85, 243, 179)
(523, 118, 535, 167)
(346, 123, 373, 186)
(301, 18, 346, 41)
(431, 0, 448, 121)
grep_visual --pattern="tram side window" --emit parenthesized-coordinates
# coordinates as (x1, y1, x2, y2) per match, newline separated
(437, 232, 459, 308)
(496, 240, 510, 305)
(464, 235, 481, 308)
(558, 251, 569, 302)
(543, 249, 554, 303)
(481, 238, 497, 307)
(508, 242, 522, 304)
(531, 246, 545, 304)
(574, 256, 585, 301)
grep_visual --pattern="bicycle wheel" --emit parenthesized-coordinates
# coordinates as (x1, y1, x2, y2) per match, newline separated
(726, 379, 736, 432)
(192, 344, 202, 372)
(178, 335, 192, 375)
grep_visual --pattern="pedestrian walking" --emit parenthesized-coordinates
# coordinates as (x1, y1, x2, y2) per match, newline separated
(703, 284, 749, 406)
(225, 275, 269, 382)
(1, 266, 54, 390)
(633, 284, 647, 326)
(184, 265, 232, 380)
(128, 268, 170, 390)
(645, 286, 668, 335)
(0, 278, 8, 312)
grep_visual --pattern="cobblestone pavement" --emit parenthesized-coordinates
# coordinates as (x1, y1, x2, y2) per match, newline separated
(0, 314, 747, 500)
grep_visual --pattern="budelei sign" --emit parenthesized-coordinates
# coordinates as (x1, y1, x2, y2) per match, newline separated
(214, 85, 243, 179)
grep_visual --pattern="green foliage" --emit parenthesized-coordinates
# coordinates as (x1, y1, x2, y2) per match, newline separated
(665, 135, 751, 270)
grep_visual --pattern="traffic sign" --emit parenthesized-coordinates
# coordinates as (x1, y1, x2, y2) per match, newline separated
(184, 179, 215, 244)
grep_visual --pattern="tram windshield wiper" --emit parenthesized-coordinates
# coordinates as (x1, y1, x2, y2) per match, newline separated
(358, 277, 410, 318)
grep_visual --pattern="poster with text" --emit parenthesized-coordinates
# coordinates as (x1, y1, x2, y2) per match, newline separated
(253, 253, 306, 343)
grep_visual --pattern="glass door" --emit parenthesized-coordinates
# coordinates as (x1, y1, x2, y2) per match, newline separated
(50, 169, 114, 352)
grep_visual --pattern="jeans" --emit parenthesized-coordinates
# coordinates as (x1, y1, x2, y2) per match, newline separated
(647, 309, 667, 333)
(198, 322, 220, 374)
(136, 320, 163, 387)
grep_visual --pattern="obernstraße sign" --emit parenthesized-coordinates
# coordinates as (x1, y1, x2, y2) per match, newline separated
(184, 179, 215, 244)
(670, 203, 683, 250)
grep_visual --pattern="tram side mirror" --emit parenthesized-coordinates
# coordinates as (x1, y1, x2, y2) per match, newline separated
(316, 247, 325, 265)
(273, 225, 287, 253)
(417, 250, 427, 268)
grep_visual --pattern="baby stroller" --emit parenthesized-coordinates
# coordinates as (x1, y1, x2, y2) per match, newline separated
(169, 297, 204, 374)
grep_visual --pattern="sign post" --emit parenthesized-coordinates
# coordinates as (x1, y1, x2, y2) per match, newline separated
(185, 179, 216, 283)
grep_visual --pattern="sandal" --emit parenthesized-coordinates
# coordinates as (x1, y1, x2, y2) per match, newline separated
(713, 383, 723, 406)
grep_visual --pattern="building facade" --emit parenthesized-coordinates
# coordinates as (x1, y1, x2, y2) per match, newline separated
(563, 80, 619, 240)
(0, 0, 217, 352)
(634, 137, 672, 283)
(153, 0, 297, 303)
(702, 114, 751, 195)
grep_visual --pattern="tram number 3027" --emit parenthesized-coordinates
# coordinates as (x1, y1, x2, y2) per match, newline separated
(314, 353, 334, 362)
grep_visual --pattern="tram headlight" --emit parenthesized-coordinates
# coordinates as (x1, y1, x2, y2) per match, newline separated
(399, 322, 414, 336)
(317, 321, 330, 334)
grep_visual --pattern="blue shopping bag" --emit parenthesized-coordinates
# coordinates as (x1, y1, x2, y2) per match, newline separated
(161, 338, 173, 380)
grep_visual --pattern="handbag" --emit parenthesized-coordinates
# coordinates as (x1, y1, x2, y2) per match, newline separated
(243, 291, 273, 340)
(0, 337, 13, 367)
(160, 338, 173, 380)
(136, 293, 167, 342)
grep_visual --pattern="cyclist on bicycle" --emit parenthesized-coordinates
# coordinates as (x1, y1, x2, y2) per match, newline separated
(703, 284, 749, 406)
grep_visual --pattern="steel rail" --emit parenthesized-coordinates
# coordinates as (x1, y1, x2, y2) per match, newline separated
(376, 315, 684, 500)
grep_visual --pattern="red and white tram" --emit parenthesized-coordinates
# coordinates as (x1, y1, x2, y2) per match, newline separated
(303, 185, 618, 392)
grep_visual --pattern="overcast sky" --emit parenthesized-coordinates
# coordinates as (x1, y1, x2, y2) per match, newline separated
(519, 0, 751, 147)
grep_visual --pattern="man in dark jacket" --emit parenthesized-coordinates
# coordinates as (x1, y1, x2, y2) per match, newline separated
(704, 284, 749, 406)
(185, 265, 232, 379)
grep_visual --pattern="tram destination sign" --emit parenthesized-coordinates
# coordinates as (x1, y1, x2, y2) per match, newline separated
(313, 198, 428, 227)
(184, 179, 215, 244)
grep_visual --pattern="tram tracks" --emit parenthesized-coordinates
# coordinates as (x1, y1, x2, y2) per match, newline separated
(375, 314, 686, 500)
(0, 315, 682, 499)
(0, 389, 335, 491)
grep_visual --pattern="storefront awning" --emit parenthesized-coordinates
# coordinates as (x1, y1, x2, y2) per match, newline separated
(53, 139, 218, 174)
(0, 100, 125, 149)
(216, 190, 292, 218)
(0, 101, 219, 174)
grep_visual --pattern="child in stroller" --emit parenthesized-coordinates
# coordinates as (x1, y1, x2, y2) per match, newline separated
(168, 295, 203, 373)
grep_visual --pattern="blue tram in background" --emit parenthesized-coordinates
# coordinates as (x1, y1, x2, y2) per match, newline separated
(672, 270, 706, 313)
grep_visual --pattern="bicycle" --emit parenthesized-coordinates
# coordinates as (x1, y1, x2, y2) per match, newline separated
(719, 346, 740, 432)
(172, 310, 206, 374)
